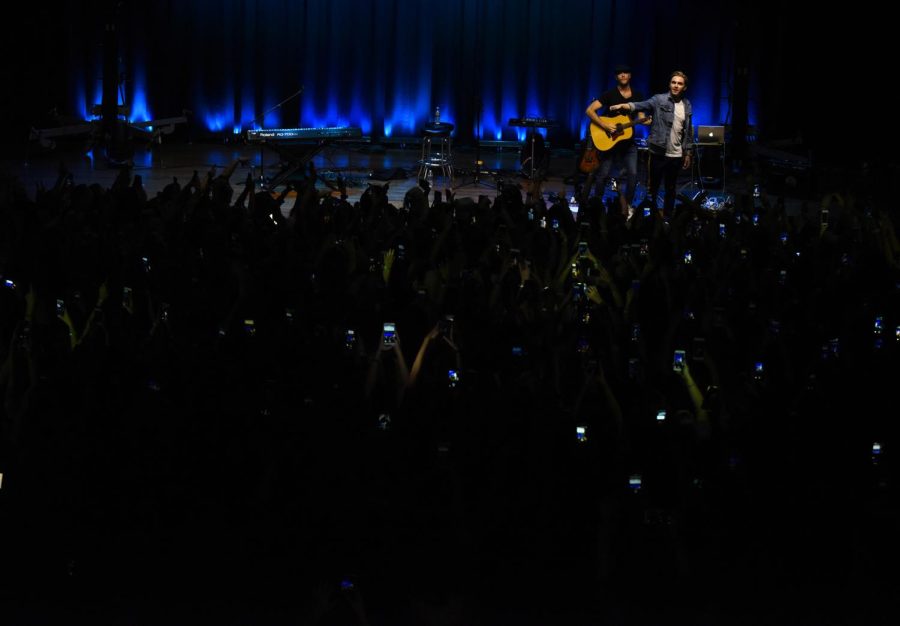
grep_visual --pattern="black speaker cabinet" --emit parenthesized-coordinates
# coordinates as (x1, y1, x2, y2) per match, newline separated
(696, 144, 725, 189)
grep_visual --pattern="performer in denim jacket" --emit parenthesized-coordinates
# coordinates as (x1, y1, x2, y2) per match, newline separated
(610, 71, 692, 216)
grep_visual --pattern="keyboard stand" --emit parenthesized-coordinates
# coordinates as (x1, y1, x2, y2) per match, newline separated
(259, 140, 328, 191)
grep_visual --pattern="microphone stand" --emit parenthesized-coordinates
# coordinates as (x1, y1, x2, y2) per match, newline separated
(245, 86, 304, 130)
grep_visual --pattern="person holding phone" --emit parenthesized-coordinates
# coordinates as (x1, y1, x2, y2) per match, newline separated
(408, 320, 461, 389)
(672, 353, 710, 439)
(364, 322, 410, 408)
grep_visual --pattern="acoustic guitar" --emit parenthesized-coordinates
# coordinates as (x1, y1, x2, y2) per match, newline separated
(589, 114, 645, 152)
(579, 143, 600, 173)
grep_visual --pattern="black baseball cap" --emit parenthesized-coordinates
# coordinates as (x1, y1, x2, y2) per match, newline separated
(614, 64, 632, 74)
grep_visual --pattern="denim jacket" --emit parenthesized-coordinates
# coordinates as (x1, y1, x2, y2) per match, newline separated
(631, 93, 693, 155)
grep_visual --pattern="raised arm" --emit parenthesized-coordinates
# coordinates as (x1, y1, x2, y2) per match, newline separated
(408, 324, 441, 387)
(609, 96, 656, 115)
(585, 99, 618, 133)
(676, 360, 710, 437)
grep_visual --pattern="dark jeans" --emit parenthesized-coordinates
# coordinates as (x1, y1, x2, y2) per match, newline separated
(585, 142, 638, 209)
(648, 151, 683, 214)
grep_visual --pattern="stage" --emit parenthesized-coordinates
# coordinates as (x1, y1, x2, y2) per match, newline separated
(4, 138, 743, 210)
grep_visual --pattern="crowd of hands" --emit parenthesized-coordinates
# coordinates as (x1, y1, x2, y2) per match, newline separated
(1, 159, 898, 621)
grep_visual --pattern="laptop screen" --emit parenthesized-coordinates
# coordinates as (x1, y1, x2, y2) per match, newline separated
(697, 125, 725, 144)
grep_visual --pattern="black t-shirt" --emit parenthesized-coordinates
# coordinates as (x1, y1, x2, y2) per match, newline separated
(592, 87, 643, 149)
(596, 87, 643, 116)
(597, 87, 644, 112)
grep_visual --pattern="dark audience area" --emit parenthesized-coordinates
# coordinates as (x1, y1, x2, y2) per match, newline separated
(1, 158, 898, 625)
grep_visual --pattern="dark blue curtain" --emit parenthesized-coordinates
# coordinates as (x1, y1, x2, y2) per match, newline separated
(28, 0, 752, 145)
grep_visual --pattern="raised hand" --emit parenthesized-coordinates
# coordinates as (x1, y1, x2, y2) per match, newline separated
(594, 263, 612, 287)
(518, 261, 531, 285)
(382, 248, 395, 283)
(96, 281, 109, 306)
(586, 284, 604, 306)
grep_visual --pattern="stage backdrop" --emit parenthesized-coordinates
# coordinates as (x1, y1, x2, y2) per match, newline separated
(14, 0, 757, 146)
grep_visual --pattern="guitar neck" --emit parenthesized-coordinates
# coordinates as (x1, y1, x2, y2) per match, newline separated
(617, 118, 642, 130)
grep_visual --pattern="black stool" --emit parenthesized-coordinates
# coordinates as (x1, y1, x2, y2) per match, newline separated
(418, 122, 454, 184)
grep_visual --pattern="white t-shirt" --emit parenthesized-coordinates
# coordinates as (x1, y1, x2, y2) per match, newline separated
(666, 101, 686, 157)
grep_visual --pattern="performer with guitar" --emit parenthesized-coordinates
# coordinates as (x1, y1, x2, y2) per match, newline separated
(609, 71, 693, 218)
(582, 64, 649, 218)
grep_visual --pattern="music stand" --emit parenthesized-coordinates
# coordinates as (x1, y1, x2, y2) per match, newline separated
(510, 118, 556, 198)
(453, 0, 496, 191)
(454, 93, 495, 188)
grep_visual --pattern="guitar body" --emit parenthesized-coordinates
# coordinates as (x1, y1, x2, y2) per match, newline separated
(589, 114, 635, 152)
(579, 144, 600, 173)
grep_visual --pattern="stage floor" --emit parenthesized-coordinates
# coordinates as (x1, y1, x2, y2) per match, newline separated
(3, 139, 734, 209)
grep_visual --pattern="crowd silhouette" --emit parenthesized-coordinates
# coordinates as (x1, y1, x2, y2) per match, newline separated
(1, 158, 898, 624)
